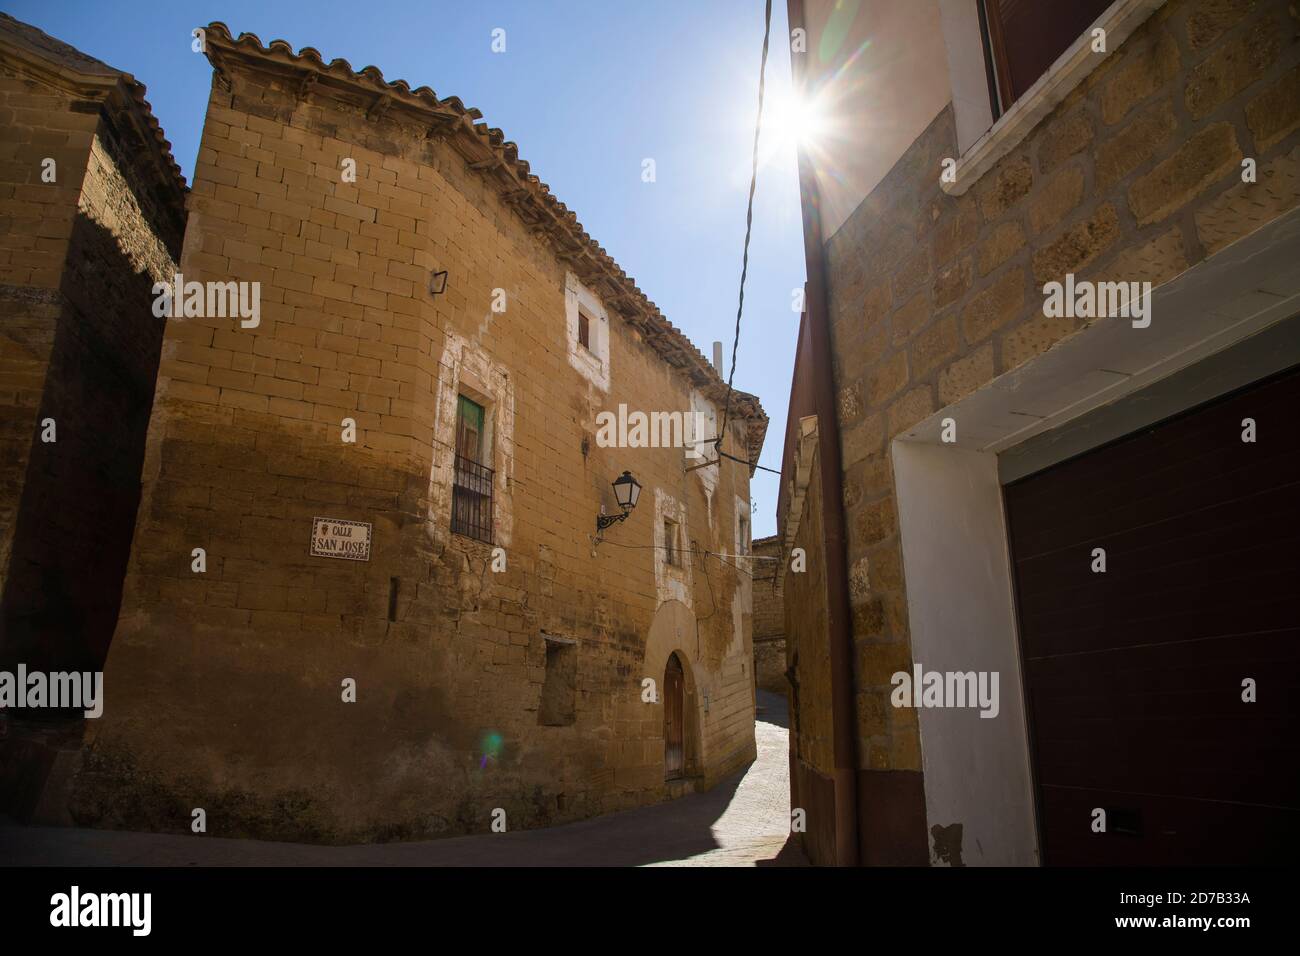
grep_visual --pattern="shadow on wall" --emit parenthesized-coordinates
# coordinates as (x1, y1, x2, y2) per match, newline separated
(755, 688, 789, 729)
(0, 212, 164, 681)
(756, 833, 810, 866)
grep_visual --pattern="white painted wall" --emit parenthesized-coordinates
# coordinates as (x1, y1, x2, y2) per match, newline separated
(800, 0, 952, 240)
(938, 0, 995, 154)
(891, 440, 1038, 866)
(689, 390, 719, 524)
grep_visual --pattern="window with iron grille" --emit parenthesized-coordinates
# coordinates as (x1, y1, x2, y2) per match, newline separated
(453, 394, 493, 543)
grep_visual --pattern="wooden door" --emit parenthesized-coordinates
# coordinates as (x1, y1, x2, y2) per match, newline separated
(664, 654, 684, 778)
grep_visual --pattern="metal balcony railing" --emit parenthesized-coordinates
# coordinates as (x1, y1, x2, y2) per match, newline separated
(452, 453, 494, 544)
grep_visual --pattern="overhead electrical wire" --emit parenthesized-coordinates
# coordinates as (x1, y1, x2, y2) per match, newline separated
(714, 0, 773, 470)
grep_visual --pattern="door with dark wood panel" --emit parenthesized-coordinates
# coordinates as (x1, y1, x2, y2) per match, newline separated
(664, 654, 684, 779)
(1005, 366, 1300, 864)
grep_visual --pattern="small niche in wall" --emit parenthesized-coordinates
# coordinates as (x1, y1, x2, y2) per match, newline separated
(539, 633, 577, 726)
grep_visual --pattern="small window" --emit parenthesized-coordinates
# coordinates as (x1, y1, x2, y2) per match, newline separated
(539, 637, 577, 726)
(456, 394, 484, 463)
(664, 518, 681, 567)
(566, 273, 610, 390)
(453, 394, 493, 543)
(981, 0, 1113, 111)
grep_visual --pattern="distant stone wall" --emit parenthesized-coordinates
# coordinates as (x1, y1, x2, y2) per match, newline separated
(751, 535, 786, 694)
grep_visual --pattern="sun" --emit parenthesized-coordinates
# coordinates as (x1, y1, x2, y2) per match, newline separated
(761, 89, 828, 161)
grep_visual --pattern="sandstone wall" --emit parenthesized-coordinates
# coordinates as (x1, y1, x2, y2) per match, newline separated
(783, 445, 837, 863)
(751, 535, 786, 695)
(0, 65, 94, 605)
(75, 55, 758, 842)
(0, 62, 183, 675)
(825, 0, 1299, 781)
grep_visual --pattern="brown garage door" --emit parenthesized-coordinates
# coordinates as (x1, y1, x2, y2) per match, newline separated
(1005, 365, 1300, 865)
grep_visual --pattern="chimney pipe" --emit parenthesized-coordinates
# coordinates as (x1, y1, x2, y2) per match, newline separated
(712, 341, 724, 374)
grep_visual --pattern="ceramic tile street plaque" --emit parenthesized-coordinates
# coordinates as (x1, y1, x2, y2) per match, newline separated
(310, 517, 372, 561)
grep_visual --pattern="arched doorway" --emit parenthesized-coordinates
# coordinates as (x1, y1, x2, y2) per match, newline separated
(664, 652, 685, 779)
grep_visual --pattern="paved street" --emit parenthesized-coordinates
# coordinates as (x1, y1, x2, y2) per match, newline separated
(0, 691, 804, 867)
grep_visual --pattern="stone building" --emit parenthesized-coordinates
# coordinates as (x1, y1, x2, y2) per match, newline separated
(4, 18, 767, 842)
(781, 0, 1299, 865)
(750, 535, 787, 694)
(0, 16, 186, 673)
(0, 15, 187, 817)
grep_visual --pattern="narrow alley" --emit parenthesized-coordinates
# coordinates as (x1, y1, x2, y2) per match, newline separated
(0, 692, 803, 867)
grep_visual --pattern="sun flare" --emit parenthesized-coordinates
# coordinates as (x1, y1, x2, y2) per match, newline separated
(763, 89, 828, 158)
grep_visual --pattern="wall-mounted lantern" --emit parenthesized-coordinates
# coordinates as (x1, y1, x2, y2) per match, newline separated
(596, 470, 641, 533)
(429, 269, 449, 296)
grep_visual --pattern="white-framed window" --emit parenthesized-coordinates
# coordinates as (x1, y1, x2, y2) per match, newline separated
(654, 488, 691, 608)
(428, 330, 516, 549)
(687, 390, 719, 509)
(735, 499, 752, 576)
(980, 0, 1115, 117)
(664, 517, 682, 567)
(565, 272, 610, 391)
(452, 388, 494, 544)
(577, 309, 592, 350)
(940, 0, 1165, 191)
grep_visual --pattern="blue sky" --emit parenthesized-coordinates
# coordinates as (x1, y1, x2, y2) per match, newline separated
(5, 0, 806, 537)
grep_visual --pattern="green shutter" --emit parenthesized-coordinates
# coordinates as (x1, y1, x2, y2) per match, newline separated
(456, 395, 485, 461)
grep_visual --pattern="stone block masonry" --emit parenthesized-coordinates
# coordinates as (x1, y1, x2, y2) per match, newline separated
(783, 0, 1300, 866)
(816, 0, 1300, 783)
(0, 13, 187, 679)
(0, 13, 187, 823)
(69, 23, 768, 843)
(751, 535, 787, 695)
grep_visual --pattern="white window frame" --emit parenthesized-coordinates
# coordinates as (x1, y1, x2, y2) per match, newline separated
(687, 390, 720, 524)
(653, 488, 691, 608)
(734, 497, 752, 576)
(565, 272, 610, 391)
(427, 331, 515, 548)
(939, 0, 1166, 195)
